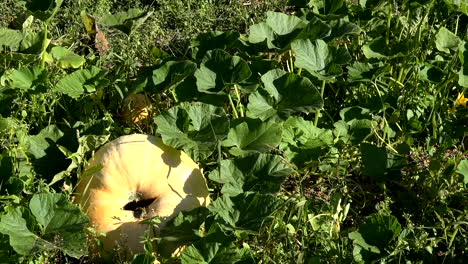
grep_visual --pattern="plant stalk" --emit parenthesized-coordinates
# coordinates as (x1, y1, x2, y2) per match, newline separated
(228, 93, 239, 119)
(233, 84, 245, 117)
(314, 80, 326, 126)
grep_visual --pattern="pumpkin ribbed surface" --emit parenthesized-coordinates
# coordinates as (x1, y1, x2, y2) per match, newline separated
(75, 134, 210, 257)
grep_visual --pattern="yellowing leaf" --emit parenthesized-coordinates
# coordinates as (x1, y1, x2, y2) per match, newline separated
(80, 11, 96, 35)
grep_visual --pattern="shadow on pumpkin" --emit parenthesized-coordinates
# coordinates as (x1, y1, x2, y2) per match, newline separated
(89, 194, 206, 262)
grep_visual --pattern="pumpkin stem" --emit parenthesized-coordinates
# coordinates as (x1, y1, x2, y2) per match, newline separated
(123, 197, 157, 219)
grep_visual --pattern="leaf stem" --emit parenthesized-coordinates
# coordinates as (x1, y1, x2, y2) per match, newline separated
(233, 84, 245, 117)
(228, 92, 239, 119)
(171, 89, 179, 103)
(40, 0, 63, 68)
(289, 50, 294, 73)
(40, 23, 48, 69)
(386, 2, 392, 46)
(314, 80, 326, 126)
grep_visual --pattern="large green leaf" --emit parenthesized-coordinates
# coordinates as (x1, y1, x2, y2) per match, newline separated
(2, 66, 46, 90)
(458, 41, 468, 87)
(25, 125, 70, 181)
(195, 50, 251, 94)
(248, 22, 276, 49)
(361, 36, 387, 59)
(222, 118, 282, 156)
(247, 69, 323, 120)
(0, 193, 88, 258)
(435, 27, 461, 53)
(361, 36, 409, 59)
(456, 159, 468, 188)
(245, 89, 277, 120)
(151, 60, 197, 91)
(248, 11, 307, 49)
(100, 8, 152, 35)
(192, 31, 242, 60)
(26, 125, 64, 160)
(180, 230, 250, 264)
(48, 46, 85, 69)
(155, 102, 230, 161)
(0, 207, 51, 256)
(324, 0, 347, 14)
(418, 63, 445, 83)
(349, 213, 401, 262)
(265, 11, 306, 36)
(339, 107, 374, 145)
(292, 38, 351, 79)
(174, 76, 229, 106)
(360, 143, 388, 181)
(55, 66, 107, 98)
(157, 207, 210, 258)
(295, 17, 331, 41)
(348, 231, 380, 261)
(324, 18, 361, 41)
(209, 192, 282, 232)
(20, 31, 44, 54)
(0, 28, 23, 51)
(208, 153, 293, 196)
(347, 62, 378, 82)
(29, 193, 88, 257)
(292, 39, 330, 72)
(279, 116, 334, 167)
(443, 0, 467, 15)
(25, 0, 63, 21)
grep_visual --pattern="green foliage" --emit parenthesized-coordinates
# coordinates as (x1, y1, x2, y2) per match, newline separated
(0, 193, 88, 258)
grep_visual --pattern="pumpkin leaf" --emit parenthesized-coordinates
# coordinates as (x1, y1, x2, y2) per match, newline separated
(151, 60, 197, 92)
(0, 28, 23, 51)
(279, 116, 334, 167)
(2, 66, 47, 90)
(48, 46, 85, 69)
(247, 69, 323, 120)
(248, 22, 276, 49)
(0, 193, 88, 258)
(0, 207, 52, 256)
(157, 207, 210, 258)
(24, 125, 72, 181)
(81, 11, 96, 35)
(208, 153, 293, 196)
(180, 229, 250, 264)
(349, 213, 401, 262)
(55, 66, 107, 98)
(208, 192, 283, 233)
(435, 27, 461, 53)
(155, 102, 230, 161)
(265, 11, 305, 36)
(195, 49, 251, 94)
(222, 118, 282, 156)
(192, 31, 243, 60)
(25, 0, 63, 22)
(29, 193, 88, 257)
(100, 8, 152, 35)
(292, 38, 351, 79)
(456, 160, 468, 188)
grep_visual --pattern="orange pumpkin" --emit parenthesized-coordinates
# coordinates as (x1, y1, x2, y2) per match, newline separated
(121, 93, 152, 124)
(75, 134, 210, 259)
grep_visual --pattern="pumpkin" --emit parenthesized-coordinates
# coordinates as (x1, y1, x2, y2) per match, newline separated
(121, 93, 152, 124)
(75, 134, 210, 259)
